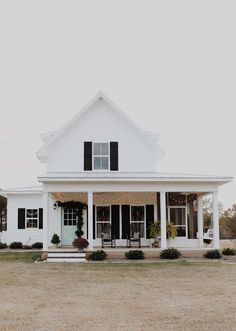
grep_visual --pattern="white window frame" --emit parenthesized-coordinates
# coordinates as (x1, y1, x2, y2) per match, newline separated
(95, 205, 111, 238)
(167, 206, 188, 238)
(130, 205, 146, 239)
(63, 208, 78, 227)
(26, 208, 39, 229)
(92, 142, 110, 171)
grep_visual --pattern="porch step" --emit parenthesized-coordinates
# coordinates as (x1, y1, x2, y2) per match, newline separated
(47, 251, 86, 263)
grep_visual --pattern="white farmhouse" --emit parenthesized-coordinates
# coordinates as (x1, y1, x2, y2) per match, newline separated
(2, 92, 232, 254)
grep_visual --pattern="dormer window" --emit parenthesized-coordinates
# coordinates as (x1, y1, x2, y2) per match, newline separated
(93, 143, 109, 170)
(84, 141, 118, 171)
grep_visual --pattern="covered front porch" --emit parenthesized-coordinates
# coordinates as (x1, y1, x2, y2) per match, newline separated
(41, 179, 220, 251)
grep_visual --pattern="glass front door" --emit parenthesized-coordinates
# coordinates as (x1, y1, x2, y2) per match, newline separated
(168, 207, 187, 237)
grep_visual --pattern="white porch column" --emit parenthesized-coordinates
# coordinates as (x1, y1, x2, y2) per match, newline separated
(212, 192, 220, 249)
(160, 192, 167, 249)
(43, 191, 49, 251)
(197, 196, 204, 248)
(88, 192, 94, 250)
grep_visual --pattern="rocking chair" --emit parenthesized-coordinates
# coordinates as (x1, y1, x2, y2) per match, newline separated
(101, 224, 116, 248)
(127, 223, 141, 248)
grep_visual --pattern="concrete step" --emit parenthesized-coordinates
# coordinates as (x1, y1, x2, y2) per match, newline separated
(47, 251, 86, 263)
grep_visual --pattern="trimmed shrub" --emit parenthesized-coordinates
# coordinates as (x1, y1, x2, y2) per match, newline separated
(222, 248, 236, 256)
(0, 243, 7, 249)
(160, 247, 181, 259)
(32, 242, 43, 249)
(204, 249, 222, 259)
(9, 242, 23, 249)
(22, 245, 32, 250)
(125, 250, 145, 260)
(88, 250, 107, 261)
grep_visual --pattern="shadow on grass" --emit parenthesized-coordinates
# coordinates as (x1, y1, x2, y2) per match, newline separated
(0, 251, 41, 263)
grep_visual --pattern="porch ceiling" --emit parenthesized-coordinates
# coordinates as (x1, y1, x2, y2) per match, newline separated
(51, 192, 158, 204)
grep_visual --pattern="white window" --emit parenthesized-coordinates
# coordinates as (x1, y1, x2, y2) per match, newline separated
(26, 209, 38, 228)
(96, 206, 111, 238)
(168, 207, 187, 237)
(130, 206, 145, 238)
(93, 143, 109, 170)
(64, 208, 77, 226)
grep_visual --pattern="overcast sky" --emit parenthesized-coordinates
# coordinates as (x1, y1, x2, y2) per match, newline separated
(0, 1, 235, 207)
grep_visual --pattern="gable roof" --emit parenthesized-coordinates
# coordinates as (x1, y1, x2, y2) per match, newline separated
(36, 92, 165, 163)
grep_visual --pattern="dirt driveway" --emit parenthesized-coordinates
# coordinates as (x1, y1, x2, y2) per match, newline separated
(0, 255, 236, 331)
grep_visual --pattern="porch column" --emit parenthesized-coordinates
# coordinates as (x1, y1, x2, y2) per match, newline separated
(43, 191, 49, 251)
(197, 196, 204, 248)
(88, 192, 94, 250)
(212, 192, 220, 249)
(160, 192, 167, 249)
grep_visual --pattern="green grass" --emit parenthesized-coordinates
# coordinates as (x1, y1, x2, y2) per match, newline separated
(0, 251, 41, 263)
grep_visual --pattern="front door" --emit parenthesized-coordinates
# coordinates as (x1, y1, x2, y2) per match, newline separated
(61, 208, 77, 245)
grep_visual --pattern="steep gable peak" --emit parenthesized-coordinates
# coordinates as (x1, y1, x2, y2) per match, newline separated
(36, 92, 163, 162)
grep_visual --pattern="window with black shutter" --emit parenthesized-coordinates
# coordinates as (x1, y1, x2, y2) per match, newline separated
(84, 142, 92, 170)
(110, 142, 118, 171)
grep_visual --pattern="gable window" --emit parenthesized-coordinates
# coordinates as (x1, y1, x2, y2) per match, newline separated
(26, 209, 38, 228)
(84, 141, 118, 171)
(93, 143, 109, 170)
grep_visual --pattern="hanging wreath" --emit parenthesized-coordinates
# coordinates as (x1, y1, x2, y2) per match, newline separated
(54, 201, 87, 238)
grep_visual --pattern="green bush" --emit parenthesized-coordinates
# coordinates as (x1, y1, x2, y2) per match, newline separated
(0, 243, 7, 249)
(88, 250, 107, 261)
(22, 245, 32, 250)
(125, 250, 145, 260)
(32, 242, 43, 249)
(9, 242, 23, 249)
(160, 247, 181, 259)
(204, 249, 222, 259)
(222, 248, 236, 256)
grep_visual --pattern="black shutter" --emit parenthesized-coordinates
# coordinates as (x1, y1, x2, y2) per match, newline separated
(18, 208, 25, 229)
(39, 208, 43, 229)
(122, 205, 130, 239)
(84, 142, 92, 170)
(111, 205, 120, 239)
(146, 205, 154, 239)
(93, 205, 95, 239)
(110, 142, 118, 171)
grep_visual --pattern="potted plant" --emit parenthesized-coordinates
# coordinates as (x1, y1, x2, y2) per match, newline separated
(166, 222, 177, 239)
(51, 233, 60, 248)
(72, 237, 89, 252)
(148, 222, 161, 247)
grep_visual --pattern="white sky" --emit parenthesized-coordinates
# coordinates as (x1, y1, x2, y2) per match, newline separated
(0, 1, 235, 207)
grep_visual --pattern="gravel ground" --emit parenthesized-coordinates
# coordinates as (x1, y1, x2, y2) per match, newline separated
(0, 259, 236, 331)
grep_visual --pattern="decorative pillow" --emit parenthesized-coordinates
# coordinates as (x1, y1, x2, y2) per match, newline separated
(102, 233, 110, 240)
(133, 232, 139, 240)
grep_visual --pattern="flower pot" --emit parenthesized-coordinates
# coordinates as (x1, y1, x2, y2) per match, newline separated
(52, 243, 58, 249)
(77, 247, 84, 253)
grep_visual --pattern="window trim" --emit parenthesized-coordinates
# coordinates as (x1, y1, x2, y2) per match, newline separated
(26, 208, 39, 229)
(167, 206, 188, 238)
(95, 205, 111, 238)
(63, 207, 78, 227)
(130, 205, 146, 238)
(92, 142, 110, 171)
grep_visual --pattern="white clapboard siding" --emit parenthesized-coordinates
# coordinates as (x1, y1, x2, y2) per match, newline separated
(46, 98, 157, 173)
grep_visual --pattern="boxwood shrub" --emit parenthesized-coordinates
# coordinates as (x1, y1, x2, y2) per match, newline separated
(32, 242, 43, 249)
(0, 243, 7, 249)
(9, 241, 23, 249)
(88, 250, 107, 261)
(222, 248, 236, 256)
(125, 250, 144, 260)
(204, 249, 222, 259)
(160, 247, 181, 259)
